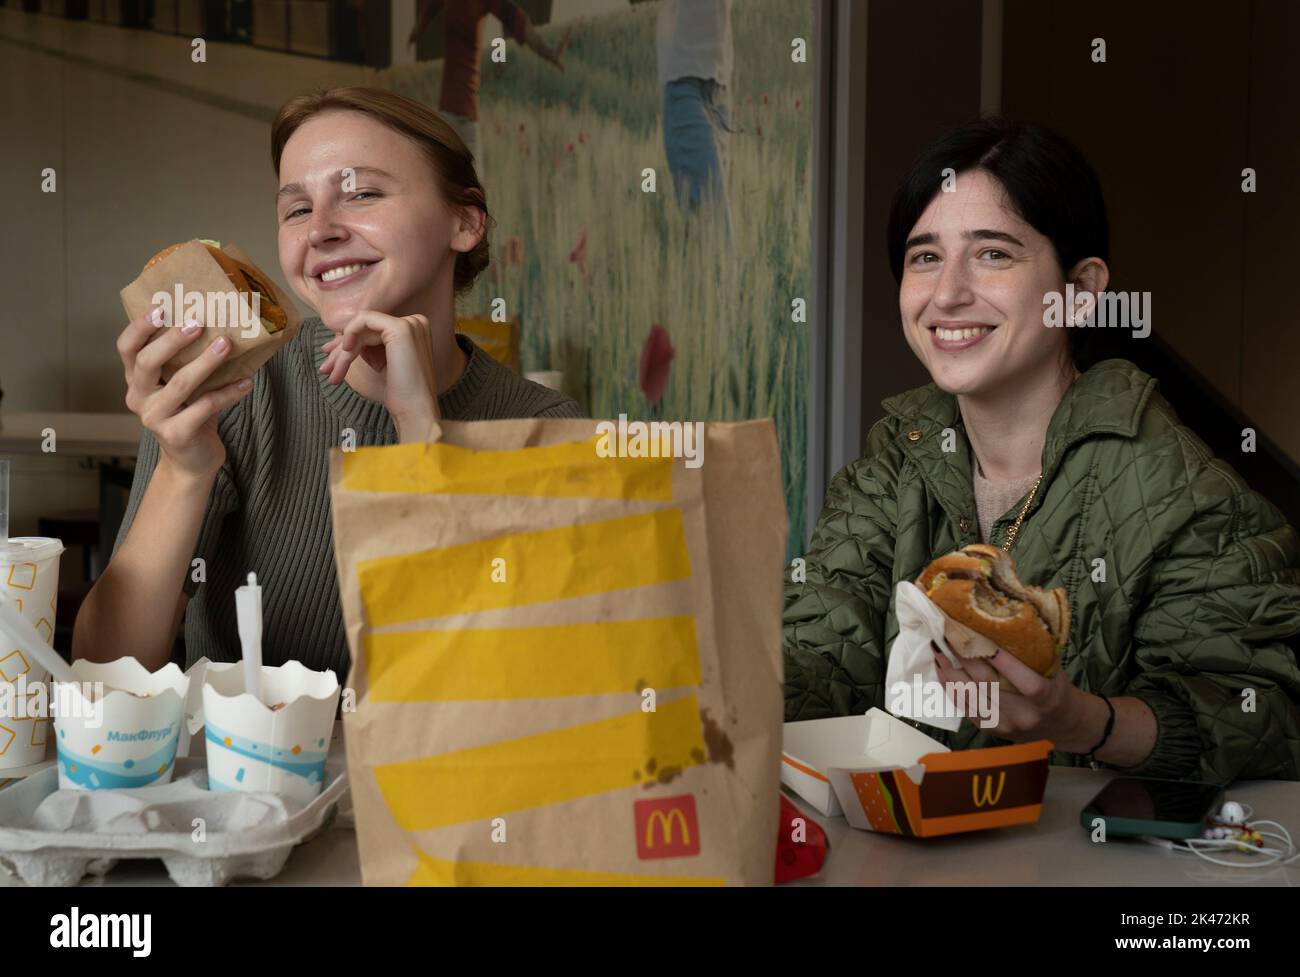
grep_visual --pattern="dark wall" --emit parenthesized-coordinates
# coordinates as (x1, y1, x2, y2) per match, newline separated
(858, 0, 983, 449)
(1001, 0, 1300, 473)
(849, 0, 1299, 526)
(1240, 1, 1300, 470)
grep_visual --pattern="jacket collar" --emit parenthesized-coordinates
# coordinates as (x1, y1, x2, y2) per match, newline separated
(879, 358, 1159, 524)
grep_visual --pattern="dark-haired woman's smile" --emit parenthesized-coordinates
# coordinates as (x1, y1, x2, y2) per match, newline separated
(930, 320, 998, 353)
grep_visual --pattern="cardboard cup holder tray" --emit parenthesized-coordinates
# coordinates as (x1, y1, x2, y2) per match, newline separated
(0, 757, 348, 886)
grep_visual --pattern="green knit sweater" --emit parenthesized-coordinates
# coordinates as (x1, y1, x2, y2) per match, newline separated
(112, 317, 583, 683)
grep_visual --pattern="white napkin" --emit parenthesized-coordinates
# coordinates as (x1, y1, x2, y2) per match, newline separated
(885, 580, 962, 731)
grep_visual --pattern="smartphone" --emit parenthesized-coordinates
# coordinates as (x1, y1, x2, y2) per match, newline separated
(1080, 776, 1225, 839)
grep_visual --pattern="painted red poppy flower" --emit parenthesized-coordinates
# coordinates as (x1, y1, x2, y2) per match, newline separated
(569, 225, 588, 273)
(639, 324, 675, 405)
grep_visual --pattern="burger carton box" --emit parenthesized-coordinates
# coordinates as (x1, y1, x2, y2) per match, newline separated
(781, 709, 1052, 836)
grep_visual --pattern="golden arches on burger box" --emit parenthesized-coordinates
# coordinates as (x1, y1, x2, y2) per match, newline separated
(838, 741, 1053, 837)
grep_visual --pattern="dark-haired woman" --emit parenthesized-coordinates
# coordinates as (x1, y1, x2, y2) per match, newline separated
(784, 119, 1300, 784)
(74, 88, 582, 684)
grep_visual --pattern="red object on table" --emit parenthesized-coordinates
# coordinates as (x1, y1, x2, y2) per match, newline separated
(775, 793, 829, 883)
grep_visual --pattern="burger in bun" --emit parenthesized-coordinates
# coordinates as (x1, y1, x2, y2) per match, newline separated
(120, 238, 300, 399)
(917, 543, 1069, 677)
(142, 239, 288, 334)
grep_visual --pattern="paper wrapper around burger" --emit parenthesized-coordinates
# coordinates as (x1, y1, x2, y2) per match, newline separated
(119, 240, 302, 399)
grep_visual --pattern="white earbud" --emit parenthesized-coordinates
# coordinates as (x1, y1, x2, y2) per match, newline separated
(1219, 801, 1246, 825)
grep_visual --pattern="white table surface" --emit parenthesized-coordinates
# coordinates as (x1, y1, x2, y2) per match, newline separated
(782, 769, 1300, 885)
(5, 741, 1297, 886)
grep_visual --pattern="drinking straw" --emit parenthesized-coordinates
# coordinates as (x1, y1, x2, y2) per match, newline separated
(235, 571, 263, 703)
(0, 599, 76, 684)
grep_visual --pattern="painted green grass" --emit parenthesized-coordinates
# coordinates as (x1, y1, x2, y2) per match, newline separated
(380, 0, 812, 554)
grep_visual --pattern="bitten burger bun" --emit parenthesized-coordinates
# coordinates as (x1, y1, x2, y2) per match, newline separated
(119, 239, 302, 399)
(917, 543, 1069, 677)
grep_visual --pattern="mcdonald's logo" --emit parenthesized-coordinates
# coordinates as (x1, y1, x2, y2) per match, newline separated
(648, 809, 689, 847)
(971, 770, 1007, 808)
(634, 794, 701, 860)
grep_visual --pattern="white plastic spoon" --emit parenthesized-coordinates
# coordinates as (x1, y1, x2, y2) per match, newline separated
(235, 571, 263, 704)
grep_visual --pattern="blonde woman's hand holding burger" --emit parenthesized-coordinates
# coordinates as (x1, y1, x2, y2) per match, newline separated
(118, 303, 254, 480)
(78, 303, 254, 671)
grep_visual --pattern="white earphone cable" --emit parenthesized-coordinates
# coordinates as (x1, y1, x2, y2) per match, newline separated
(1139, 807, 1297, 869)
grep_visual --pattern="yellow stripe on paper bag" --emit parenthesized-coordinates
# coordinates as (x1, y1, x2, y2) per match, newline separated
(406, 848, 723, 886)
(366, 616, 702, 701)
(358, 508, 691, 627)
(341, 438, 673, 500)
(374, 694, 707, 831)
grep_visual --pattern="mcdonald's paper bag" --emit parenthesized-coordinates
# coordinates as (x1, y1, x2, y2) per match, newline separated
(328, 419, 786, 885)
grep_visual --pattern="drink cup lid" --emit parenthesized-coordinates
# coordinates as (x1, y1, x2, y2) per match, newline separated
(0, 536, 66, 564)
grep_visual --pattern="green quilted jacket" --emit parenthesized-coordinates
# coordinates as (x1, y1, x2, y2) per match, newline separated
(784, 358, 1300, 784)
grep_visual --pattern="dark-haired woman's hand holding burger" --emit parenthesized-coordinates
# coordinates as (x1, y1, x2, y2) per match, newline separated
(931, 649, 1159, 769)
(932, 647, 1097, 748)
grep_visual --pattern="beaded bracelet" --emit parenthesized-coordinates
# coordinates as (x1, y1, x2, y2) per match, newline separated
(1085, 693, 1116, 770)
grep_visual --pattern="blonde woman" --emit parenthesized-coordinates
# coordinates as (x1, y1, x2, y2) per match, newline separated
(75, 87, 580, 683)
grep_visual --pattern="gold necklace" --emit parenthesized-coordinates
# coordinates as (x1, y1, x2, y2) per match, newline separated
(996, 364, 1073, 550)
(1002, 474, 1043, 552)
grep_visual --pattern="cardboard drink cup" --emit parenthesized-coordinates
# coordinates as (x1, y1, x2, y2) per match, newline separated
(203, 660, 340, 803)
(53, 658, 190, 789)
(0, 537, 64, 769)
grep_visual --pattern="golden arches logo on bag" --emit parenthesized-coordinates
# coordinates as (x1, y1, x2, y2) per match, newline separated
(636, 796, 701, 859)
